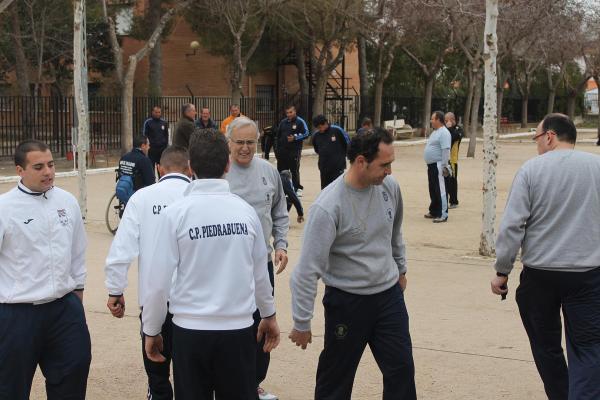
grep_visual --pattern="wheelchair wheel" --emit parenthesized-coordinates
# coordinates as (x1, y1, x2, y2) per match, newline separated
(105, 193, 122, 235)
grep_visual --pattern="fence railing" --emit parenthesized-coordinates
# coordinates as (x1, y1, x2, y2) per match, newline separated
(0, 94, 580, 158)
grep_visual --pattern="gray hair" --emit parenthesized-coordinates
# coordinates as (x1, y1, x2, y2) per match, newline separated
(226, 116, 260, 139)
(444, 112, 456, 121)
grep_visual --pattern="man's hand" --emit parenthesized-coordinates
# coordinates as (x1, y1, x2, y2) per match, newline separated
(289, 328, 312, 350)
(257, 316, 280, 353)
(491, 275, 509, 297)
(144, 334, 166, 363)
(399, 274, 407, 292)
(274, 249, 288, 274)
(107, 295, 125, 318)
(287, 135, 294, 143)
(297, 215, 304, 224)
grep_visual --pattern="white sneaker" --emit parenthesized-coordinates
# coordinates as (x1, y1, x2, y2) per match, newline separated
(296, 188, 303, 197)
(257, 387, 278, 400)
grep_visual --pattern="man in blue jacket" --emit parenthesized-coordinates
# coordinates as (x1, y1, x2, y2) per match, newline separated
(312, 115, 350, 189)
(143, 106, 169, 173)
(275, 105, 309, 196)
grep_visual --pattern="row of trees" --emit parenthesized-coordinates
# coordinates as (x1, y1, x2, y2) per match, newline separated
(1, 1, 599, 150)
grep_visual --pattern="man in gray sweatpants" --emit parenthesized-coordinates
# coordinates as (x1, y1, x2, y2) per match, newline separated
(492, 113, 600, 400)
(289, 128, 416, 399)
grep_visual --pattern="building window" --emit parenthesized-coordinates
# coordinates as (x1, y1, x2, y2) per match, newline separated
(256, 85, 274, 113)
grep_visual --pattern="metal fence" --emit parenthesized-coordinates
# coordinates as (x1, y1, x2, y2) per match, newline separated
(0, 94, 578, 158)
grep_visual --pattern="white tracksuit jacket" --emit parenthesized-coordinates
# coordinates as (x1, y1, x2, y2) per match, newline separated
(141, 179, 275, 336)
(0, 182, 87, 303)
(104, 173, 191, 307)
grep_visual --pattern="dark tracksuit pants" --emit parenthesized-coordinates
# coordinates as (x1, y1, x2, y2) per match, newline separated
(148, 146, 166, 177)
(277, 149, 303, 191)
(516, 266, 600, 400)
(0, 292, 91, 400)
(172, 325, 256, 400)
(427, 163, 447, 218)
(315, 285, 417, 400)
(320, 167, 344, 190)
(252, 261, 275, 390)
(140, 311, 174, 400)
(262, 135, 274, 160)
(444, 162, 459, 205)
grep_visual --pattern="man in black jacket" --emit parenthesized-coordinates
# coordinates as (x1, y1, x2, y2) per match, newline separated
(118, 135, 156, 192)
(142, 106, 169, 173)
(312, 115, 350, 189)
(275, 105, 310, 195)
(195, 107, 217, 130)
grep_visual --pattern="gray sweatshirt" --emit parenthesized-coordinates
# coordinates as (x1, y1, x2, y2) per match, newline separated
(495, 149, 600, 274)
(290, 174, 406, 331)
(226, 157, 289, 259)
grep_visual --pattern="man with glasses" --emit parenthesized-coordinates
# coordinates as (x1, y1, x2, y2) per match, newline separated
(225, 117, 289, 400)
(491, 113, 600, 400)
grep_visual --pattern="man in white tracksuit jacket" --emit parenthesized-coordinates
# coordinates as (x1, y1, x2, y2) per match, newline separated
(142, 131, 280, 400)
(104, 146, 192, 400)
(0, 140, 91, 400)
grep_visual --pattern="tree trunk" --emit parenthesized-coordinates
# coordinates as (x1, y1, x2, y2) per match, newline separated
(10, 3, 30, 96)
(358, 35, 370, 123)
(148, 41, 162, 97)
(73, 0, 88, 219)
(121, 57, 137, 154)
(312, 72, 328, 118)
(480, 0, 499, 256)
(147, 0, 162, 97)
(496, 88, 504, 131)
(373, 79, 383, 127)
(422, 76, 434, 133)
(520, 94, 528, 128)
(467, 72, 482, 158)
(567, 93, 576, 120)
(547, 90, 555, 115)
(295, 46, 309, 116)
(463, 68, 475, 134)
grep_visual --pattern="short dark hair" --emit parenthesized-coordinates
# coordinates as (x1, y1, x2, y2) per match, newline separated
(152, 105, 161, 112)
(348, 127, 394, 163)
(285, 105, 296, 111)
(14, 140, 50, 168)
(133, 135, 148, 148)
(159, 145, 189, 170)
(182, 103, 194, 115)
(542, 113, 577, 144)
(313, 114, 328, 127)
(361, 117, 372, 127)
(432, 111, 445, 123)
(189, 129, 229, 178)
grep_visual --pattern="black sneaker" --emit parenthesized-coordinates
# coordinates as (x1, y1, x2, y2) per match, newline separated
(424, 213, 435, 219)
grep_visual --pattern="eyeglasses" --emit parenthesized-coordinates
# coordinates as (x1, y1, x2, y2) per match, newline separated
(232, 139, 257, 146)
(532, 130, 556, 142)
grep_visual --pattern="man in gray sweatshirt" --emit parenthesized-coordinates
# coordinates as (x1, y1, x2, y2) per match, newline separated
(492, 113, 600, 400)
(225, 117, 289, 400)
(289, 128, 416, 399)
(424, 110, 451, 222)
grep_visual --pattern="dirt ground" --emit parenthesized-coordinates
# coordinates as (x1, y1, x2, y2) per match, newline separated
(3, 134, 599, 400)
